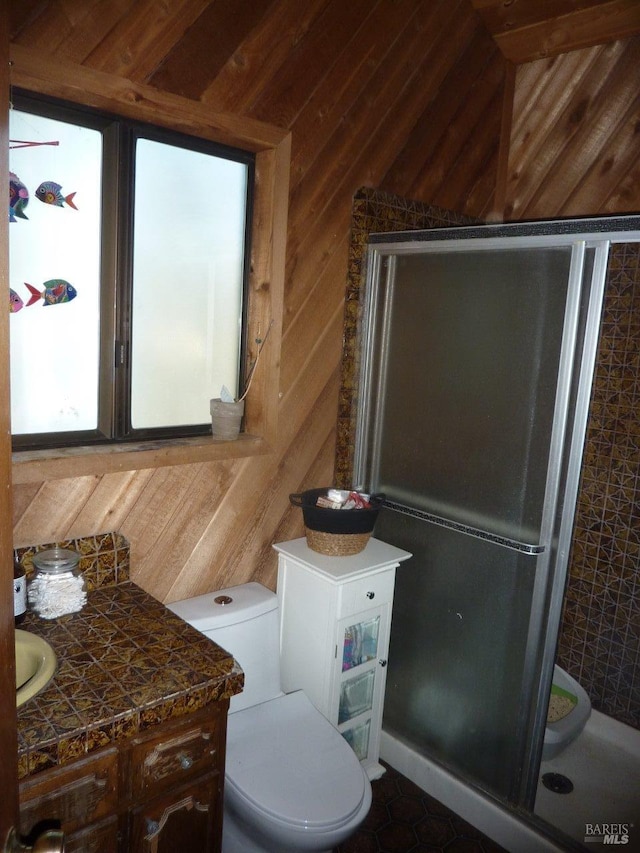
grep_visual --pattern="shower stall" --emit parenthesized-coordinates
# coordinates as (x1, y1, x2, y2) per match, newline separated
(352, 216, 640, 847)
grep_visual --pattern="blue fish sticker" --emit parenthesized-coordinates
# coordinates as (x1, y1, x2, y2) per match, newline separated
(35, 181, 78, 210)
(25, 280, 77, 307)
(9, 172, 29, 222)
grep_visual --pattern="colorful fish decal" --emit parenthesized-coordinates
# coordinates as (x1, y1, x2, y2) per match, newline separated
(35, 181, 78, 210)
(9, 172, 29, 222)
(9, 289, 24, 313)
(25, 280, 77, 307)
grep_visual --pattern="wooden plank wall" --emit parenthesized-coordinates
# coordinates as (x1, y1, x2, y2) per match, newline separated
(505, 34, 640, 218)
(8, 0, 507, 602)
(7, 2, 639, 606)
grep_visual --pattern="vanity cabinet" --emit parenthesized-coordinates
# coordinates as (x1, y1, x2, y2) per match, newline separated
(19, 702, 227, 853)
(275, 538, 411, 780)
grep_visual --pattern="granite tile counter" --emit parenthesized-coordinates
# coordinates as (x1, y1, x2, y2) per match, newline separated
(17, 580, 244, 781)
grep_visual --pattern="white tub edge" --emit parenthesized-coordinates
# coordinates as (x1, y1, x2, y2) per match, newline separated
(586, 709, 640, 758)
(380, 729, 565, 853)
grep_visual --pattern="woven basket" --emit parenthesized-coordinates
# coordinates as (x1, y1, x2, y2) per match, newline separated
(290, 488, 385, 557)
(304, 528, 372, 556)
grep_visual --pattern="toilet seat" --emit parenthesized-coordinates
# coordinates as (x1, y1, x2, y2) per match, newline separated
(226, 690, 367, 831)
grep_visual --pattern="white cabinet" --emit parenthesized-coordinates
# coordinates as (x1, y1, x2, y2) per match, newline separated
(274, 537, 411, 780)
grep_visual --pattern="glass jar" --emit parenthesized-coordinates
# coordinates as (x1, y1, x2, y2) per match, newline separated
(14, 560, 27, 624)
(28, 547, 87, 619)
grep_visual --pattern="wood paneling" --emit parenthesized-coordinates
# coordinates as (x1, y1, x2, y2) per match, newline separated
(6, 0, 638, 606)
(505, 35, 640, 219)
(470, 0, 640, 63)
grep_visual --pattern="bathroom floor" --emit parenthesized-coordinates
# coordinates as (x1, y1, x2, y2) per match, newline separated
(335, 761, 507, 853)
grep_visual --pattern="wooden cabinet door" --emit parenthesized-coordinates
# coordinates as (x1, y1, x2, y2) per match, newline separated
(128, 774, 221, 853)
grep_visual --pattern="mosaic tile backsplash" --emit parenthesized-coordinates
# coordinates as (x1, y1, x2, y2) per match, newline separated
(336, 189, 639, 730)
(15, 531, 130, 590)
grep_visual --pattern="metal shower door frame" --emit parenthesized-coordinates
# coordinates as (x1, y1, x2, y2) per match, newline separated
(353, 217, 640, 808)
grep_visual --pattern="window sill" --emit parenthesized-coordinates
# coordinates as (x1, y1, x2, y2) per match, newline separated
(12, 433, 269, 484)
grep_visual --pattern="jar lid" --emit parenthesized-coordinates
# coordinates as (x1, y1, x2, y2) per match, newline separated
(32, 547, 80, 574)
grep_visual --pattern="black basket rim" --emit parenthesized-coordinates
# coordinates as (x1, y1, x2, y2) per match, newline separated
(289, 488, 385, 535)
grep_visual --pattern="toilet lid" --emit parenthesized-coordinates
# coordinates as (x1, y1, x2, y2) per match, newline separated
(226, 690, 368, 830)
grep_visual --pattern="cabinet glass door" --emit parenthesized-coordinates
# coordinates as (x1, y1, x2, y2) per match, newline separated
(335, 608, 389, 773)
(339, 669, 375, 724)
(342, 720, 371, 762)
(342, 616, 380, 671)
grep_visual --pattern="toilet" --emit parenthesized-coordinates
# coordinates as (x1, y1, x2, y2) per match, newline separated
(543, 664, 591, 760)
(168, 582, 372, 853)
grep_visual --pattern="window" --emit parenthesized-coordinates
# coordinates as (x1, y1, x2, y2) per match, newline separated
(9, 92, 253, 450)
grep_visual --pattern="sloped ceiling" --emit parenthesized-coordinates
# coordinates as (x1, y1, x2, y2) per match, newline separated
(469, 0, 640, 62)
(10, 1, 640, 80)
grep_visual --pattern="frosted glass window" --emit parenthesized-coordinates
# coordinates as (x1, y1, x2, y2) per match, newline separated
(8, 92, 253, 449)
(131, 140, 247, 428)
(9, 109, 102, 435)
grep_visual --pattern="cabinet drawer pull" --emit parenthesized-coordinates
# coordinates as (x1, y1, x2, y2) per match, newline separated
(137, 726, 217, 792)
(145, 818, 160, 838)
(144, 795, 211, 841)
(178, 753, 193, 771)
(366, 591, 375, 599)
(379, 659, 387, 667)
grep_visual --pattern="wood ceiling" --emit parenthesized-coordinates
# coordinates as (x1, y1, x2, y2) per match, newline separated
(469, 0, 640, 62)
(10, 1, 640, 79)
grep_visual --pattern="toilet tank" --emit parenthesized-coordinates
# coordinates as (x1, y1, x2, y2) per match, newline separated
(167, 582, 282, 713)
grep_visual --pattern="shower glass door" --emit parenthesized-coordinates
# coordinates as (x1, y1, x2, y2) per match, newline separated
(355, 225, 611, 807)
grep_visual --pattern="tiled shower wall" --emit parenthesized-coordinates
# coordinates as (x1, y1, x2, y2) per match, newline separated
(557, 241, 640, 729)
(337, 189, 639, 730)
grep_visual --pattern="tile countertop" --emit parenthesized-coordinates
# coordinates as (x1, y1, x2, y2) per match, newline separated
(16, 581, 244, 781)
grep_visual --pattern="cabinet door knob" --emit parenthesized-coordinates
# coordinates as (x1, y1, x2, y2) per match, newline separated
(5, 828, 64, 853)
(379, 659, 387, 667)
(366, 591, 375, 599)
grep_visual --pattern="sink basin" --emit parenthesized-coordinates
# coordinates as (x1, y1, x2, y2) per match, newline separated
(15, 629, 57, 707)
